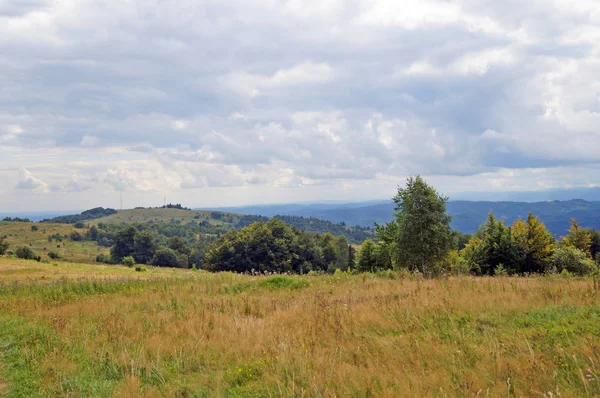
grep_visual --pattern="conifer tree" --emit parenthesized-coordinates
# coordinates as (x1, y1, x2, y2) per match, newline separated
(562, 218, 592, 258)
(512, 213, 555, 273)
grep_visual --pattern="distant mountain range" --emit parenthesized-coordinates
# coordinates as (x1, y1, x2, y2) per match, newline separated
(202, 199, 600, 236)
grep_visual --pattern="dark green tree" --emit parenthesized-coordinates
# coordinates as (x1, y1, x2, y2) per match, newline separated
(356, 239, 377, 272)
(134, 231, 158, 264)
(152, 248, 180, 267)
(347, 245, 357, 270)
(334, 235, 350, 271)
(110, 226, 137, 263)
(463, 213, 525, 275)
(87, 225, 99, 241)
(168, 236, 190, 255)
(375, 243, 393, 270)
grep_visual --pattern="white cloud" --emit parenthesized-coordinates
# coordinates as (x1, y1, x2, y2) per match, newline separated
(2, 0, 600, 209)
(15, 168, 48, 192)
(221, 62, 336, 97)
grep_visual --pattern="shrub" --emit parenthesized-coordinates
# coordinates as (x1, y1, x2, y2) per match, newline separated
(96, 254, 112, 263)
(70, 231, 85, 242)
(494, 264, 509, 276)
(135, 266, 146, 272)
(47, 251, 60, 259)
(15, 246, 39, 261)
(122, 256, 136, 267)
(0, 236, 9, 255)
(550, 246, 598, 276)
(31, 225, 38, 232)
(73, 221, 86, 228)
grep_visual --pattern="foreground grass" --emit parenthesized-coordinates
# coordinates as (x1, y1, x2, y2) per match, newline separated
(0, 259, 599, 397)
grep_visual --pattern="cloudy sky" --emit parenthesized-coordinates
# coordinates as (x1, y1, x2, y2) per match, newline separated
(1, 0, 600, 211)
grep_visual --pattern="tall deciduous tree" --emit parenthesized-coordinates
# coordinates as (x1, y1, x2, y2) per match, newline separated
(562, 218, 592, 258)
(392, 176, 454, 274)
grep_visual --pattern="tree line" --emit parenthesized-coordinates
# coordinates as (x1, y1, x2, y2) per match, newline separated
(2, 176, 600, 277)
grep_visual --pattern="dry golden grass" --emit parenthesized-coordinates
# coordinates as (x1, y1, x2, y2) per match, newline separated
(1, 259, 599, 397)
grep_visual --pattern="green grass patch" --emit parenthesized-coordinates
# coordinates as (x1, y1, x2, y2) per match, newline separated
(0, 317, 58, 397)
(227, 276, 309, 294)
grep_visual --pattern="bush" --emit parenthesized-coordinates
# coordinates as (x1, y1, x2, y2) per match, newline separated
(135, 266, 146, 272)
(73, 221, 86, 228)
(47, 251, 60, 259)
(70, 231, 85, 242)
(151, 248, 179, 267)
(0, 236, 9, 255)
(550, 246, 598, 276)
(122, 256, 136, 267)
(31, 225, 38, 232)
(494, 264, 509, 276)
(96, 253, 112, 264)
(15, 246, 39, 261)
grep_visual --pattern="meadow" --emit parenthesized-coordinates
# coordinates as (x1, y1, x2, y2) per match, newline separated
(0, 258, 599, 397)
(0, 222, 109, 264)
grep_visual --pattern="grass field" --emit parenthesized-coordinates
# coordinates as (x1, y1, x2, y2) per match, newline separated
(0, 258, 599, 397)
(0, 222, 109, 264)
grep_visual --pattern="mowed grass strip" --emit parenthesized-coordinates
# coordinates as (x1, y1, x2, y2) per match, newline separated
(0, 260, 599, 397)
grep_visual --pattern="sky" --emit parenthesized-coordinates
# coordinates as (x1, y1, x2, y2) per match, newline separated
(1, 0, 600, 211)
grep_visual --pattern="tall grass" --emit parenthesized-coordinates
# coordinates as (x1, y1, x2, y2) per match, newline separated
(0, 261, 599, 396)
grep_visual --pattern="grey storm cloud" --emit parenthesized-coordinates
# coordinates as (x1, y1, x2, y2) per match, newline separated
(1, 0, 600, 208)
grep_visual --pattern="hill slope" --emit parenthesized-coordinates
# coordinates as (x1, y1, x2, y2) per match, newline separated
(0, 221, 109, 263)
(87, 208, 374, 243)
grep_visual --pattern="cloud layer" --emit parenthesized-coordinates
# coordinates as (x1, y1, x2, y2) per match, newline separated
(1, 0, 600, 210)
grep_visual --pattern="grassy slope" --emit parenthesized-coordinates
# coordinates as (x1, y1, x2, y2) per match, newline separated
(91, 209, 240, 226)
(0, 222, 109, 264)
(0, 258, 599, 397)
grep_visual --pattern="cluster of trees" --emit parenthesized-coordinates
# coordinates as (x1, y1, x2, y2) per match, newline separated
(460, 215, 598, 276)
(2, 217, 31, 222)
(99, 226, 209, 268)
(204, 218, 354, 273)
(351, 176, 599, 276)
(40, 207, 117, 224)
